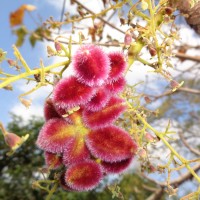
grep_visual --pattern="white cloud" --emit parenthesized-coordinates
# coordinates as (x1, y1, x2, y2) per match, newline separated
(10, 103, 43, 123)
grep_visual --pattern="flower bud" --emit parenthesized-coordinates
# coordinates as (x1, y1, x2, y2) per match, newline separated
(54, 41, 62, 53)
(144, 132, 155, 143)
(20, 98, 32, 108)
(120, 17, 126, 25)
(124, 33, 132, 46)
(4, 132, 29, 154)
(148, 46, 157, 56)
(138, 148, 147, 159)
(165, 7, 173, 16)
(47, 46, 56, 56)
(7, 59, 17, 66)
(3, 84, 13, 91)
(144, 96, 152, 103)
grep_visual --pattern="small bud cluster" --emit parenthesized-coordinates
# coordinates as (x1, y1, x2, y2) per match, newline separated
(36, 45, 138, 191)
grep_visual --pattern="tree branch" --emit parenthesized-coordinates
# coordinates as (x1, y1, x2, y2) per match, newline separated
(72, 0, 126, 34)
(178, 132, 200, 156)
(175, 52, 200, 63)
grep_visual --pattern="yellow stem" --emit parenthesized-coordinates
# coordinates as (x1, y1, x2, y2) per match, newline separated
(0, 122, 8, 136)
(136, 112, 200, 183)
(13, 45, 31, 72)
(148, 0, 162, 69)
(0, 60, 69, 89)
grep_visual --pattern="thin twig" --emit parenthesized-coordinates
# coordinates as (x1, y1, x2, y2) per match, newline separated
(178, 132, 200, 156)
(73, 0, 125, 34)
(175, 52, 200, 63)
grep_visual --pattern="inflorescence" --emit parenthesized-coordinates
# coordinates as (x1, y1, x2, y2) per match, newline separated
(36, 45, 138, 191)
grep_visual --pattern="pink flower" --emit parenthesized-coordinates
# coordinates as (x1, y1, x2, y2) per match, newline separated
(73, 45, 110, 86)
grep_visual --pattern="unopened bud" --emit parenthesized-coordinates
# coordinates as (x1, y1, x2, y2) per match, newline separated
(144, 132, 155, 142)
(120, 17, 126, 25)
(144, 96, 152, 103)
(47, 46, 56, 56)
(4, 132, 29, 154)
(5, 133, 21, 150)
(141, 0, 149, 10)
(148, 46, 157, 56)
(20, 98, 32, 108)
(3, 84, 13, 91)
(124, 33, 132, 45)
(170, 80, 179, 89)
(138, 148, 147, 159)
(170, 80, 184, 92)
(7, 59, 17, 66)
(148, 165, 156, 173)
(165, 7, 173, 16)
(54, 41, 62, 53)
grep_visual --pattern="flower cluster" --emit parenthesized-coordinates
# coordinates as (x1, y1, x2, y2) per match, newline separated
(36, 45, 138, 191)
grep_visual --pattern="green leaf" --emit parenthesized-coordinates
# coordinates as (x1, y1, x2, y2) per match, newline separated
(29, 27, 51, 47)
(13, 26, 28, 47)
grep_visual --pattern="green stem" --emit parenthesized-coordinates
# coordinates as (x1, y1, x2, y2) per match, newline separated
(0, 121, 8, 136)
(0, 60, 69, 89)
(148, 0, 162, 69)
(45, 183, 58, 200)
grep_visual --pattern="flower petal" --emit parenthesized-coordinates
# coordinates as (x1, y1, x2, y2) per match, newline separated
(53, 76, 95, 109)
(64, 160, 102, 191)
(105, 77, 126, 94)
(44, 98, 64, 121)
(83, 97, 126, 129)
(44, 152, 62, 169)
(101, 157, 133, 174)
(73, 45, 110, 86)
(84, 87, 110, 112)
(86, 125, 138, 162)
(63, 137, 90, 166)
(107, 52, 126, 81)
(60, 173, 78, 191)
(36, 118, 75, 153)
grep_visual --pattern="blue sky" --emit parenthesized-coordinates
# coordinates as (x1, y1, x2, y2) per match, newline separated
(1, 1, 200, 198)
(1, 0, 200, 128)
(0, 0, 65, 125)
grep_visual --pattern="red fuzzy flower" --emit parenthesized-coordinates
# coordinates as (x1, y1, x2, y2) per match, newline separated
(86, 125, 138, 162)
(73, 45, 110, 86)
(44, 152, 62, 169)
(83, 97, 126, 129)
(53, 76, 96, 109)
(107, 52, 126, 82)
(64, 160, 102, 191)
